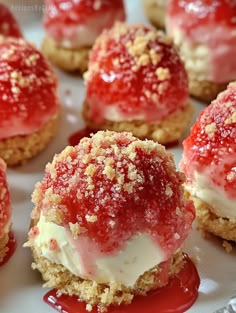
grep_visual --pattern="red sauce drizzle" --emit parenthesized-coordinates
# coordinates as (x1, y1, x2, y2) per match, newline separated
(68, 128, 96, 146)
(44, 255, 200, 313)
(0, 232, 16, 266)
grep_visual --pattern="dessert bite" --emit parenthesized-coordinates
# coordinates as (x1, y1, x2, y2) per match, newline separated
(0, 4, 22, 38)
(142, 0, 168, 30)
(180, 82, 236, 249)
(25, 131, 195, 311)
(0, 37, 60, 166)
(42, 0, 126, 72)
(83, 23, 194, 145)
(167, 0, 236, 102)
(0, 158, 13, 264)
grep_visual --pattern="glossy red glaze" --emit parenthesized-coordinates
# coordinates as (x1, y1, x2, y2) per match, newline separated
(0, 37, 59, 140)
(180, 82, 236, 198)
(44, 255, 200, 313)
(0, 232, 16, 266)
(85, 23, 189, 124)
(34, 131, 194, 256)
(68, 127, 95, 146)
(0, 4, 22, 38)
(169, 0, 236, 31)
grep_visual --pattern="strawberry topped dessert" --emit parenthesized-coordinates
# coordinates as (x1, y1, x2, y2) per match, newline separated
(167, 0, 236, 102)
(0, 37, 60, 166)
(25, 131, 196, 311)
(42, 0, 126, 72)
(0, 158, 13, 264)
(83, 23, 194, 145)
(180, 82, 236, 249)
(0, 4, 22, 38)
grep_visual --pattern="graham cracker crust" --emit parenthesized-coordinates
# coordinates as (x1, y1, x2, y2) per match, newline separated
(142, 0, 166, 30)
(30, 246, 184, 312)
(0, 113, 60, 166)
(192, 196, 236, 250)
(0, 233, 9, 263)
(82, 101, 194, 145)
(188, 72, 228, 103)
(42, 36, 90, 73)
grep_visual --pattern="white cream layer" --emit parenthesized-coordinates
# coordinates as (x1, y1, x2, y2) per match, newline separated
(48, 10, 125, 49)
(187, 171, 236, 219)
(34, 214, 166, 287)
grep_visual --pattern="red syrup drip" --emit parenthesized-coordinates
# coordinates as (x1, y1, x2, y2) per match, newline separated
(0, 231, 16, 266)
(68, 128, 96, 146)
(44, 255, 200, 313)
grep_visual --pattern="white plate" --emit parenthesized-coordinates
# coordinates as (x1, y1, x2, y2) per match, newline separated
(0, 1, 235, 313)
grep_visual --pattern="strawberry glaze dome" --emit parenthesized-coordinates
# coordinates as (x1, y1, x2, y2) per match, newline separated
(83, 23, 194, 144)
(167, 0, 236, 102)
(42, 0, 126, 72)
(0, 4, 22, 38)
(26, 131, 195, 310)
(0, 158, 12, 263)
(180, 82, 236, 246)
(0, 37, 60, 166)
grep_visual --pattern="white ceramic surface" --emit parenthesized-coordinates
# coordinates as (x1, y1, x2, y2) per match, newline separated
(0, 1, 235, 313)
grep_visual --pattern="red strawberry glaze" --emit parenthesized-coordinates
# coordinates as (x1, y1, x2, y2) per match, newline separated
(180, 82, 236, 199)
(44, 255, 200, 313)
(0, 232, 16, 266)
(0, 37, 60, 140)
(84, 23, 189, 124)
(0, 158, 11, 240)
(44, 0, 125, 45)
(168, 0, 236, 32)
(32, 131, 194, 258)
(0, 4, 22, 38)
(167, 0, 236, 83)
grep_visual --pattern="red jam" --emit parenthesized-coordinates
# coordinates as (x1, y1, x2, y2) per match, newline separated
(169, 0, 236, 31)
(180, 82, 236, 198)
(44, 255, 200, 313)
(0, 37, 59, 140)
(0, 232, 16, 266)
(0, 4, 22, 38)
(85, 23, 189, 124)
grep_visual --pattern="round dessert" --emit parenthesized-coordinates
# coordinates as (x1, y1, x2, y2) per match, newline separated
(142, 0, 168, 30)
(167, 0, 236, 102)
(25, 131, 195, 310)
(42, 0, 126, 72)
(180, 82, 236, 248)
(0, 37, 60, 166)
(0, 158, 12, 263)
(83, 23, 194, 144)
(0, 4, 22, 38)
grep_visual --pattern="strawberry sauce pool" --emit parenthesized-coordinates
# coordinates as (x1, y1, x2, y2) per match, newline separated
(44, 255, 200, 313)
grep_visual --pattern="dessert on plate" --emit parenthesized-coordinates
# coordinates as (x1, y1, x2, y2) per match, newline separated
(25, 130, 195, 311)
(0, 3, 22, 38)
(42, 0, 126, 72)
(0, 158, 13, 264)
(180, 82, 236, 249)
(0, 36, 60, 166)
(166, 0, 236, 103)
(142, 0, 168, 30)
(83, 22, 194, 145)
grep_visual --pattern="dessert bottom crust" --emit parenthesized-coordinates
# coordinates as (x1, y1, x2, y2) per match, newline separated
(31, 247, 183, 311)
(192, 196, 236, 243)
(82, 101, 194, 145)
(42, 36, 90, 73)
(142, 0, 166, 30)
(188, 72, 228, 103)
(0, 233, 9, 263)
(0, 113, 60, 166)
